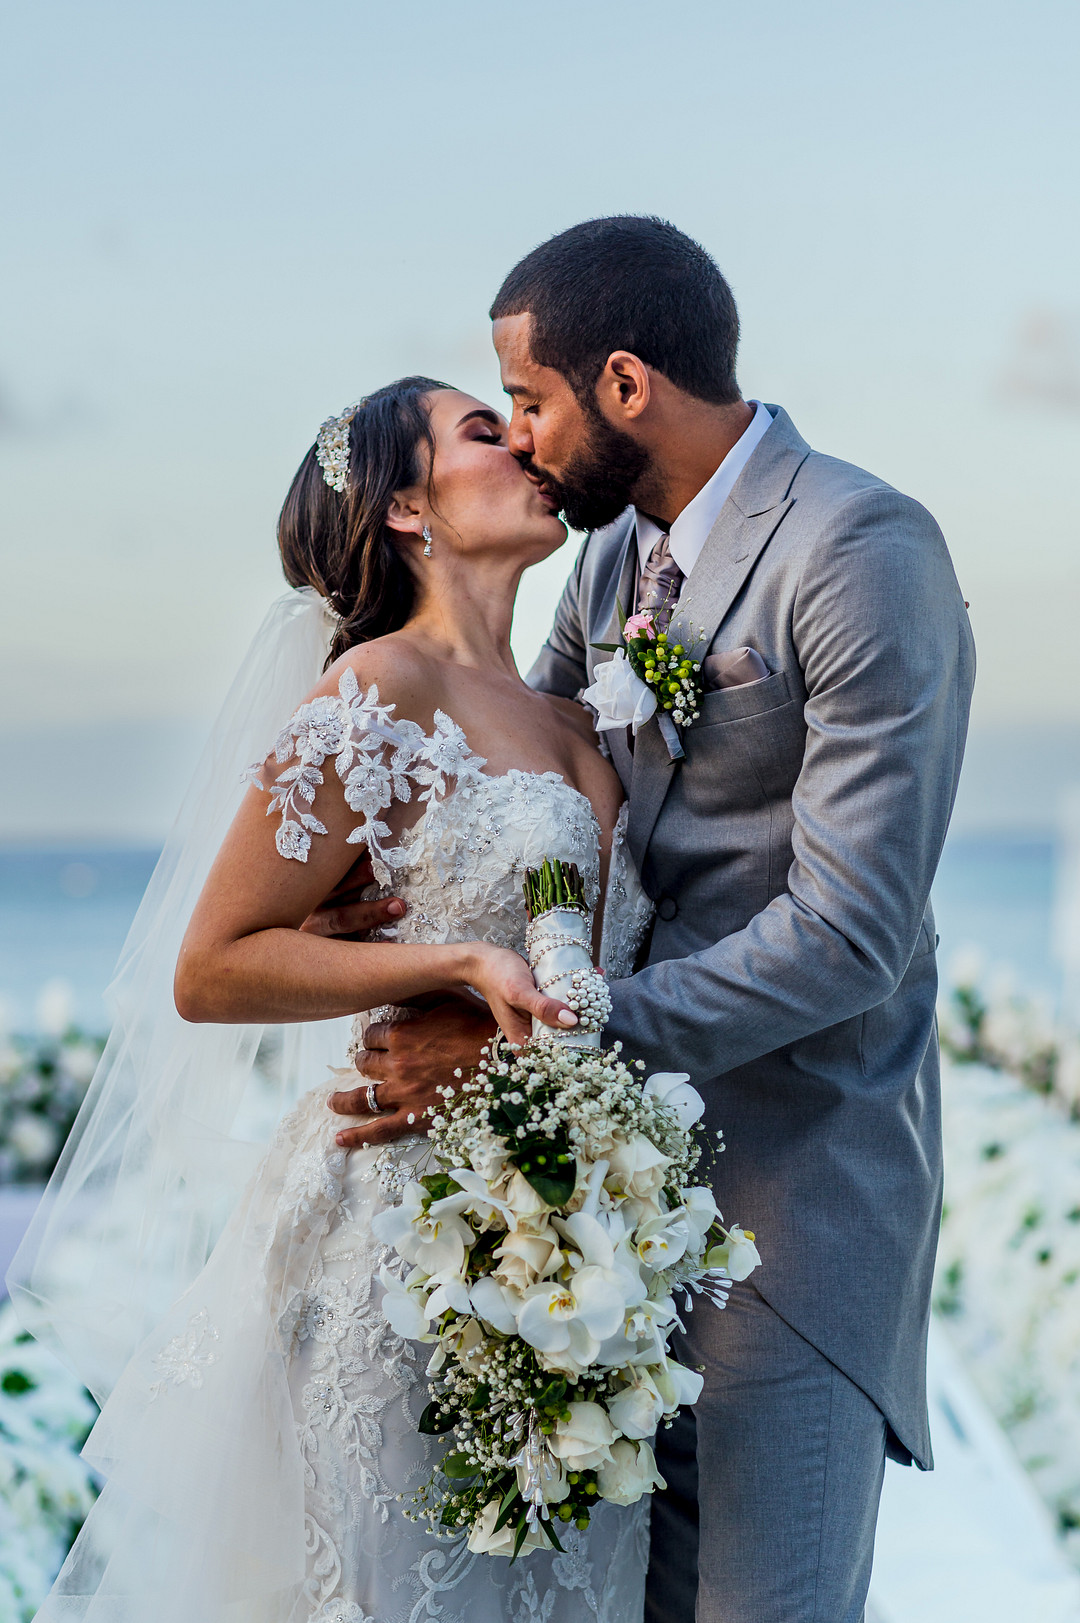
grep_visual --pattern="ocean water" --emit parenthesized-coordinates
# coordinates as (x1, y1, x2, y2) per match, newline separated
(0, 836, 1062, 1036)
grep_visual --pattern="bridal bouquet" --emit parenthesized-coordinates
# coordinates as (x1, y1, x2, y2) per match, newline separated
(373, 861, 760, 1559)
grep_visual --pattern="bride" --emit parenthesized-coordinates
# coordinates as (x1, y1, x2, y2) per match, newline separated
(19, 376, 655, 1622)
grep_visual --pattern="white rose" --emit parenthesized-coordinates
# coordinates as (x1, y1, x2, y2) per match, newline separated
(503, 1169, 550, 1218)
(605, 1375, 665, 1440)
(493, 1228, 563, 1290)
(515, 1452, 570, 1505)
(466, 1497, 547, 1557)
(550, 1400, 617, 1471)
(582, 650, 657, 736)
(596, 1438, 666, 1506)
(606, 1134, 672, 1201)
(642, 1072, 706, 1128)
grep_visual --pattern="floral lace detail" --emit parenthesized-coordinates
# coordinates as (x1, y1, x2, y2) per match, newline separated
(148, 1307, 219, 1398)
(599, 805, 655, 980)
(250, 668, 487, 875)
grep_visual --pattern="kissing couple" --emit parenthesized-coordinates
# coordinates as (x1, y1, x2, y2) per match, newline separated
(15, 216, 975, 1623)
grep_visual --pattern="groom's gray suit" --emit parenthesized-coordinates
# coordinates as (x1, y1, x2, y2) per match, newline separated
(528, 406, 975, 1622)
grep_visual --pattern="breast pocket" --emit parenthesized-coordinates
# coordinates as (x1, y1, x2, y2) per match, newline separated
(694, 669, 793, 727)
(683, 669, 806, 808)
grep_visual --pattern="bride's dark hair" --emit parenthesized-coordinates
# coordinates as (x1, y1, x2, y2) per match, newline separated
(278, 375, 453, 664)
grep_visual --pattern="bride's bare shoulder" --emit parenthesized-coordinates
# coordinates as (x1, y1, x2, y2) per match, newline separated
(311, 633, 440, 721)
(538, 691, 597, 744)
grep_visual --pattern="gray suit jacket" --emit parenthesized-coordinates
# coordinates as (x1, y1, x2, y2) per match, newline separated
(528, 406, 975, 1468)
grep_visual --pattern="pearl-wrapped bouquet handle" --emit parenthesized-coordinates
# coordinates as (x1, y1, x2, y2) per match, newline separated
(525, 905, 611, 1049)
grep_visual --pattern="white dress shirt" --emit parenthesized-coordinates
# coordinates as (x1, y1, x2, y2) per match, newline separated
(634, 400, 774, 575)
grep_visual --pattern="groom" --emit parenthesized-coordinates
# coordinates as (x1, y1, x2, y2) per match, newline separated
(318, 217, 975, 1622)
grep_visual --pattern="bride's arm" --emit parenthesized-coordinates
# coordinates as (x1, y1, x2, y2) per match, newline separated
(174, 657, 577, 1049)
(175, 784, 573, 1047)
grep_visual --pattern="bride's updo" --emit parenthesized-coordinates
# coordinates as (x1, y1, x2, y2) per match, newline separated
(278, 375, 452, 663)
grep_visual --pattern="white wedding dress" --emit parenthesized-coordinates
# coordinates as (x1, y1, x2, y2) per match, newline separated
(47, 677, 654, 1623)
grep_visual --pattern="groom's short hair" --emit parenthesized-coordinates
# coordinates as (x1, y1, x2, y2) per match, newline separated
(490, 216, 741, 407)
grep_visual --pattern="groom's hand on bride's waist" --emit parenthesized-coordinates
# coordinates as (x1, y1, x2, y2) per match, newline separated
(328, 995, 499, 1148)
(300, 851, 407, 940)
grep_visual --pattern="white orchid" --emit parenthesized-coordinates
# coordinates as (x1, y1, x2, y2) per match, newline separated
(371, 1180, 474, 1274)
(468, 1275, 522, 1335)
(516, 1268, 628, 1373)
(682, 1185, 720, 1250)
(642, 1071, 706, 1129)
(550, 1401, 617, 1471)
(652, 1356, 704, 1412)
(378, 1263, 433, 1340)
(705, 1225, 761, 1282)
(633, 1209, 692, 1271)
(596, 1437, 666, 1506)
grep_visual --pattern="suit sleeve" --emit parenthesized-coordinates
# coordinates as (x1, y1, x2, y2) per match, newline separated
(525, 536, 591, 699)
(607, 488, 976, 1082)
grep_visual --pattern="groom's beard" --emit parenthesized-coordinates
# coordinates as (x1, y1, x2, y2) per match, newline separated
(521, 410, 649, 532)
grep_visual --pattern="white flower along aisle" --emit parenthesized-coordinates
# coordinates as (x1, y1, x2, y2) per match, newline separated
(937, 976, 1080, 1564)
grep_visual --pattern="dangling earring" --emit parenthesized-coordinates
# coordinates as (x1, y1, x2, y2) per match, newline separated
(422, 524, 433, 558)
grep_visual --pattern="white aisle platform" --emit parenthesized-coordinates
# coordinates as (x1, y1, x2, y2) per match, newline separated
(868, 1318, 1080, 1623)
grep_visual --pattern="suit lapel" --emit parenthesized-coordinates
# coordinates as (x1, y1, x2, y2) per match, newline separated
(626, 407, 811, 866)
(589, 513, 638, 794)
(592, 513, 638, 669)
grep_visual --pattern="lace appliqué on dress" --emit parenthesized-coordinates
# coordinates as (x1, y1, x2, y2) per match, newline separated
(148, 1307, 219, 1398)
(249, 669, 486, 878)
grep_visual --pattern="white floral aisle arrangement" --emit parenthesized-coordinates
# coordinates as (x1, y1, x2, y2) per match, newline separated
(0, 1027, 103, 1185)
(0, 1303, 98, 1621)
(936, 971, 1080, 1563)
(373, 860, 760, 1559)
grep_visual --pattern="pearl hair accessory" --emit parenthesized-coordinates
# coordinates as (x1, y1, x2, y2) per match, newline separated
(315, 403, 360, 494)
(422, 524, 433, 558)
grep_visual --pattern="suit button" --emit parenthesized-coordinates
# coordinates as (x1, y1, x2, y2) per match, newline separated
(657, 896, 678, 921)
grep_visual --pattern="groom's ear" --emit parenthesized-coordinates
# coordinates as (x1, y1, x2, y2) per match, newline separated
(595, 351, 652, 424)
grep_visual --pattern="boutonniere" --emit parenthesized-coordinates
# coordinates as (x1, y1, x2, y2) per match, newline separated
(584, 603, 704, 761)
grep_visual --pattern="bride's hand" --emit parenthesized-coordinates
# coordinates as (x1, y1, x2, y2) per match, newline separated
(463, 941, 578, 1051)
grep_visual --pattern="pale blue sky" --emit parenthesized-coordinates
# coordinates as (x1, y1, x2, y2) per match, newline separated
(1, 0, 1078, 835)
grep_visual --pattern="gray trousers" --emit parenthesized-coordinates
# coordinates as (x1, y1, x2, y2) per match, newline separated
(645, 1285, 888, 1623)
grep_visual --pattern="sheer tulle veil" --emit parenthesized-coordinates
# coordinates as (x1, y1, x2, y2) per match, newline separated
(7, 587, 351, 1407)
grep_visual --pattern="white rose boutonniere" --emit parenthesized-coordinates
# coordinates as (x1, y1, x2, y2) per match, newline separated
(581, 649, 657, 735)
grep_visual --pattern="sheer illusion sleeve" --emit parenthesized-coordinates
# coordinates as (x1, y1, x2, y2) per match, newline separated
(247, 666, 482, 881)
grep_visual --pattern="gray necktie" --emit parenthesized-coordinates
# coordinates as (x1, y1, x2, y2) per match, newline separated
(635, 532, 684, 632)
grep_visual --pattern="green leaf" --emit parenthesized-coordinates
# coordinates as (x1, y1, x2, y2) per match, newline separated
(616, 595, 627, 630)
(442, 1451, 477, 1480)
(512, 1511, 532, 1560)
(418, 1402, 456, 1435)
(589, 641, 622, 653)
(519, 1163, 577, 1207)
(1, 1370, 34, 1395)
(493, 1487, 524, 1534)
(541, 1517, 565, 1552)
(466, 1382, 491, 1411)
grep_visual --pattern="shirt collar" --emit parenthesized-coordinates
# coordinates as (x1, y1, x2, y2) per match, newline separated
(634, 400, 774, 575)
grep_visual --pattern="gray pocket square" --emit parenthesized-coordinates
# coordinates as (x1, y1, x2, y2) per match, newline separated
(700, 646, 770, 690)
